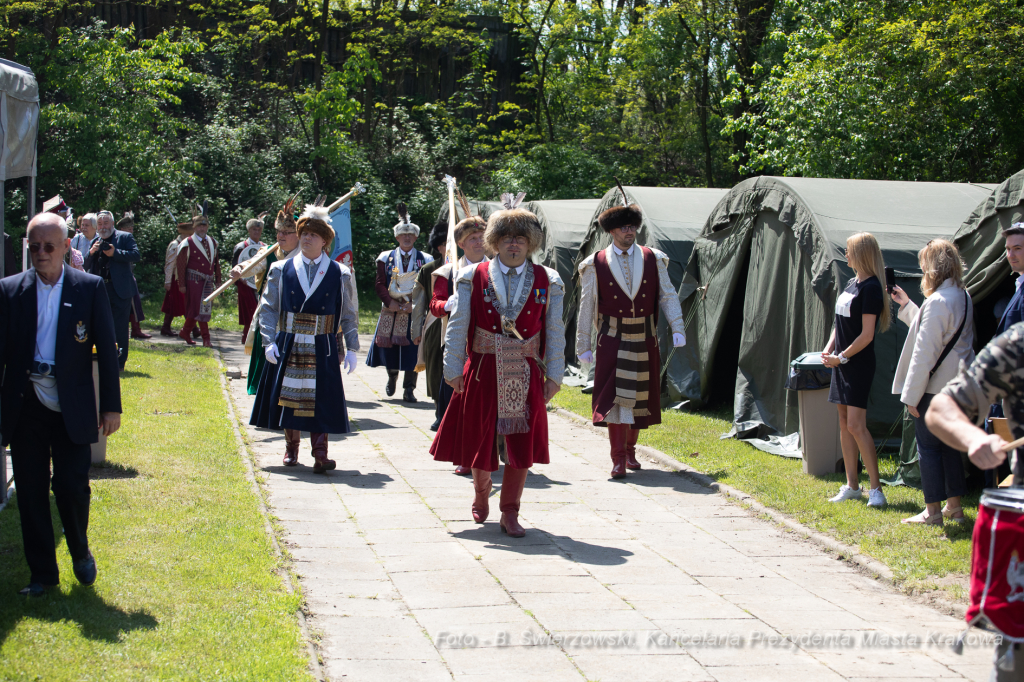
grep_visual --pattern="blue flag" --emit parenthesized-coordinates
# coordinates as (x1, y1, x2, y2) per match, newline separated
(329, 201, 354, 272)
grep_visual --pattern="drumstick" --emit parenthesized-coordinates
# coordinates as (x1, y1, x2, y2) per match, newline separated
(1001, 435, 1024, 452)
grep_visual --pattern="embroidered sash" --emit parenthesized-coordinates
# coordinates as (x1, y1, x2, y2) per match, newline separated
(472, 327, 541, 435)
(277, 312, 334, 416)
(599, 313, 656, 418)
(188, 269, 215, 318)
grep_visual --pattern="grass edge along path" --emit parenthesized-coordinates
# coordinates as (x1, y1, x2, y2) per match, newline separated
(0, 343, 310, 681)
(551, 385, 975, 602)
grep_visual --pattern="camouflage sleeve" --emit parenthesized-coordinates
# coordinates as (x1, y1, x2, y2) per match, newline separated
(941, 323, 1024, 426)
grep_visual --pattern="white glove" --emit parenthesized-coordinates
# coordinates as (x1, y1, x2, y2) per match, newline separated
(444, 297, 455, 312)
(672, 332, 686, 347)
(579, 350, 594, 364)
(344, 350, 357, 374)
(265, 343, 280, 364)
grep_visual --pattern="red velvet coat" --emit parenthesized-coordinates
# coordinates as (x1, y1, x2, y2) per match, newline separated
(430, 262, 550, 472)
(591, 247, 662, 428)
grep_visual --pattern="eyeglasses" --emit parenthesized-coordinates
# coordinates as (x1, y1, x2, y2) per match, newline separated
(618, 225, 639, 232)
(500, 237, 528, 246)
(277, 230, 295, 236)
(28, 243, 59, 254)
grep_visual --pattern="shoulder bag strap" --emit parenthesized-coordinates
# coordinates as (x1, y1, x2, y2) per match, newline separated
(929, 290, 969, 377)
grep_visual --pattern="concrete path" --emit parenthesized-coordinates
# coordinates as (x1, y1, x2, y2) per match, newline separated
(215, 331, 993, 682)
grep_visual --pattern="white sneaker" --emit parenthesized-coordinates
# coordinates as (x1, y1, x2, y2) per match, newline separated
(867, 487, 887, 508)
(829, 484, 863, 502)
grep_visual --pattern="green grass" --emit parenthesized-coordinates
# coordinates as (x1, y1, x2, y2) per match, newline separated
(552, 385, 974, 598)
(0, 344, 308, 681)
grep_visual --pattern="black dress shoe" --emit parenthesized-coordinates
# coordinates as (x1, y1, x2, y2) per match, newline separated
(19, 582, 56, 597)
(403, 389, 417, 403)
(429, 417, 441, 432)
(73, 551, 97, 586)
(386, 375, 398, 397)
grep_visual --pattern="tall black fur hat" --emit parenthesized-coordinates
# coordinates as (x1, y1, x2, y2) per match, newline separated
(598, 179, 643, 233)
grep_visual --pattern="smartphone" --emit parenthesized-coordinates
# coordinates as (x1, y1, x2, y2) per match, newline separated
(884, 267, 895, 293)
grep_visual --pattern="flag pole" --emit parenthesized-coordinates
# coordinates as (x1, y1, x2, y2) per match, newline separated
(443, 175, 458, 265)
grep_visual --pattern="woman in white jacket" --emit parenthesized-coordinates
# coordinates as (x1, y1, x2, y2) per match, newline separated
(891, 239, 975, 525)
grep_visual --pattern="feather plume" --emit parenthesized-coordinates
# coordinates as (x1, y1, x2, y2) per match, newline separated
(202, 198, 209, 217)
(257, 211, 269, 222)
(396, 201, 410, 224)
(300, 204, 332, 225)
(499, 191, 527, 210)
(456, 188, 474, 220)
(283, 190, 301, 215)
(615, 177, 629, 206)
(123, 211, 134, 220)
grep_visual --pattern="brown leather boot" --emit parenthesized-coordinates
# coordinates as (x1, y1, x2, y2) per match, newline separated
(310, 433, 336, 474)
(608, 424, 628, 479)
(499, 467, 529, 537)
(471, 468, 492, 523)
(179, 319, 197, 346)
(130, 311, 152, 339)
(283, 429, 300, 466)
(625, 428, 641, 470)
(160, 313, 176, 337)
(199, 322, 212, 348)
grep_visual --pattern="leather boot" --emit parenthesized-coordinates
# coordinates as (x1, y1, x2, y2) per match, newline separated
(199, 322, 212, 348)
(386, 371, 398, 397)
(192, 326, 201, 339)
(310, 433, 336, 474)
(608, 424, 628, 479)
(454, 465, 471, 476)
(179, 319, 197, 346)
(499, 467, 529, 537)
(471, 468, 492, 523)
(283, 429, 300, 466)
(160, 313, 176, 337)
(130, 312, 152, 339)
(625, 428, 642, 470)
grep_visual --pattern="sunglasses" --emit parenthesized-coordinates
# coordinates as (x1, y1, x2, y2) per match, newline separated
(28, 243, 60, 254)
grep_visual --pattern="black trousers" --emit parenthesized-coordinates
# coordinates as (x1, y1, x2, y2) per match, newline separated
(105, 282, 132, 369)
(387, 369, 418, 390)
(436, 374, 454, 422)
(10, 389, 92, 585)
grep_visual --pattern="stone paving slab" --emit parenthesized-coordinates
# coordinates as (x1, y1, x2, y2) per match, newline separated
(213, 330, 991, 681)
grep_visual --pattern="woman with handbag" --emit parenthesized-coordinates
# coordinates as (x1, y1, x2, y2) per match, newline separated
(891, 239, 975, 525)
(823, 232, 891, 508)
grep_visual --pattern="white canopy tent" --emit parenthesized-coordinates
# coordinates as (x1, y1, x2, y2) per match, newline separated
(0, 58, 39, 277)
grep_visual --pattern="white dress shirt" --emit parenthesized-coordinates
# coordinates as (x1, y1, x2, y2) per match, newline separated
(496, 259, 526, 276)
(300, 252, 324, 287)
(32, 265, 65, 411)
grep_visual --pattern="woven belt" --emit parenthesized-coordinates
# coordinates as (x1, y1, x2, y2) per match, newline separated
(283, 312, 335, 336)
(187, 269, 213, 282)
(472, 327, 541, 360)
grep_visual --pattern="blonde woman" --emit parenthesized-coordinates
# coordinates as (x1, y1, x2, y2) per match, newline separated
(822, 232, 891, 507)
(891, 240, 974, 525)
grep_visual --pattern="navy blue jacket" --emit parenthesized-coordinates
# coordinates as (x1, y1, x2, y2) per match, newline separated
(997, 282, 1024, 336)
(0, 267, 122, 446)
(83, 229, 141, 300)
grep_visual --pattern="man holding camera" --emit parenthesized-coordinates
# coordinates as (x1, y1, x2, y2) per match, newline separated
(84, 210, 141, 370)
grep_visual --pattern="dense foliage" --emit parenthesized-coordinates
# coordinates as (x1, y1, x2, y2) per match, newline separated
(3, 0, 1022, 294)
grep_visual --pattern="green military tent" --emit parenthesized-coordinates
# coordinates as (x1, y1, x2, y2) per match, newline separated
(433, 198, 601, 366)
(569, 186, 730, 400)
(680, 176, 996, 452)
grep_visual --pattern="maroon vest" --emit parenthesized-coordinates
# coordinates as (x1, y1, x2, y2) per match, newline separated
(468, 262, 550, 353)
(185, 235, 218, 277)
(594, 246, 660, 321)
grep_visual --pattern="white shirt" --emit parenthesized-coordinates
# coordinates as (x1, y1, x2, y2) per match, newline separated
(1016, 274, 1022, 292)
(33, 265, 65, 411)
(496, 259, 526, 276)
(612, 244, 635, 257)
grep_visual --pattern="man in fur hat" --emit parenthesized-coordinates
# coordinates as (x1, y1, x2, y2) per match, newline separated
(366, 203, 433, 402)
(160, 221, 194, 336)
(241, 196, 301, 395)
(430, 195, 565, 537)
(422, 209, 489, 464)
(230, 213, 268, 343)
(250, 200, 359, 473)
(576, 186, 686, 479)
(175, 202, 220, 348)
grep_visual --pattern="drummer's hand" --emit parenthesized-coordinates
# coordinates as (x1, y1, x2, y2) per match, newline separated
(388, 300, 401, 312)
(544, 378, 560, 403)
(907, 405, 920, 418)
(967, 432, 1009, 470)
(229, 266, 243, 281)
(447, 376, 464, 394)
(401, 302, 412, 313)
(891, 285, 910, 307)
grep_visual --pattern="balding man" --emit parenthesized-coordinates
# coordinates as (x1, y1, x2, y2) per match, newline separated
(0, 213, 122, 597)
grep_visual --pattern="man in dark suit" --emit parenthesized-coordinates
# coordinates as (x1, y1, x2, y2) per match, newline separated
(1, 212, 122, 596)
(84, 210, 140, 370)
(996, 224, 1024, 335)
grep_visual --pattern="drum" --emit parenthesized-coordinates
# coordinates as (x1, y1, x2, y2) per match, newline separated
(968, 487, 1024, 639)
(237, 243, 267, 289)
(389, 269, 418, 300)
